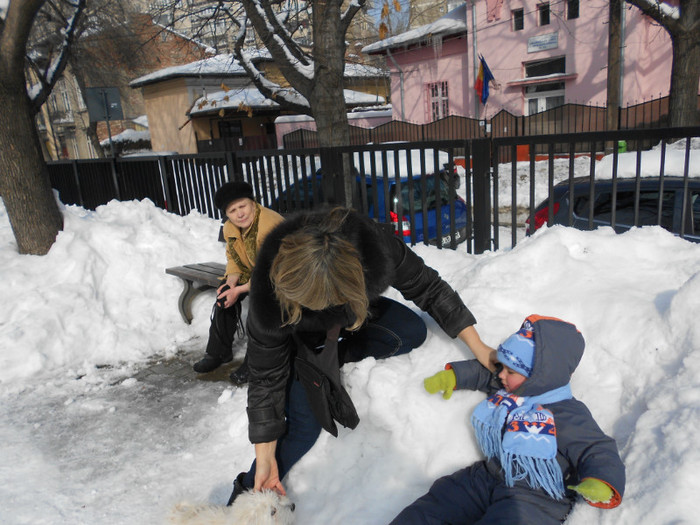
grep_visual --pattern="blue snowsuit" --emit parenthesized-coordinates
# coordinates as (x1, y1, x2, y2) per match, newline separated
(391, 316, 625, 525)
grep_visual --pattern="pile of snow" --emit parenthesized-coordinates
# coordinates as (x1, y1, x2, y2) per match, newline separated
(1, 193, 699, 524)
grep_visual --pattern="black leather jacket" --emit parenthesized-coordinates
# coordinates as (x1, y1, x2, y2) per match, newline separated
(245, 210, 477, 443)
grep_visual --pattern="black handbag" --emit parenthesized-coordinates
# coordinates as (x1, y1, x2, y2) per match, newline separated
(294, 324, 360, 437)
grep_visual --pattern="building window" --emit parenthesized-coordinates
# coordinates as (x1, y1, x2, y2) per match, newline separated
(525, 56, 565, 78)
(512, 9, 524, 31)
(49, 94, 58, 114)
(87, 138, 96, 158)
(538, 3, 550, 26)
(567, 0, 580, 20)
(427, 81, 449, 121)
(61, 90, 71, 112)
(525, 82, 565, 115)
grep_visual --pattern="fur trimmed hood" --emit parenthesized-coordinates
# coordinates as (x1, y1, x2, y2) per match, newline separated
(248, 209, 396, 335)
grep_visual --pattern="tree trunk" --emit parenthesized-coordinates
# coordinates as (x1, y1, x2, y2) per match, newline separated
(668, 31, 700, 127)
(606, 0, 622, 132)
(0, 68, 64, 255)
(311, 0, 350, 148)
(311, 0, 353, 206)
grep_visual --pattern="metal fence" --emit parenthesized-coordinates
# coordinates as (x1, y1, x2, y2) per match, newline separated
(491, 126, 700, 250)
(48, 126, 700, 254)
(282, 95, 700, 149)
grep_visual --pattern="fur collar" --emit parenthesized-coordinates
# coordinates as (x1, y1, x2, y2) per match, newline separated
(248, 209, 396, 334)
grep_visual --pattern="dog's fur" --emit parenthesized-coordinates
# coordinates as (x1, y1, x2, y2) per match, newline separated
(168, 489, 295, 525)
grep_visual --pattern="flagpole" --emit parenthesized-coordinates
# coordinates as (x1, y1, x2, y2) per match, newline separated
(471, 1, 480, 120)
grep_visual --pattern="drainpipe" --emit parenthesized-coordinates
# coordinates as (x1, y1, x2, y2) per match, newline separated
(470, 0, 480, 119)
(386, 48, 406, 121)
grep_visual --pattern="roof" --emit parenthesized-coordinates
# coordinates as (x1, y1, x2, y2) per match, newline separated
(131, 53, 387, 89)
(189, 87, 386, 116)
(362, 3, 467, 55)
(129, 53, 264, 88)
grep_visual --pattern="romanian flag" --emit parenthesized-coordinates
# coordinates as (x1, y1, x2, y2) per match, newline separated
(474, 55, 495, 104)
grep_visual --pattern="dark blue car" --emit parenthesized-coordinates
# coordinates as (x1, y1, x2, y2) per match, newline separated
(276, 171, 469, 247)
(528, 176, 700, 242)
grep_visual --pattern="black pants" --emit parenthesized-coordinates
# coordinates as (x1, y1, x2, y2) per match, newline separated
(204, 295, 246, 361)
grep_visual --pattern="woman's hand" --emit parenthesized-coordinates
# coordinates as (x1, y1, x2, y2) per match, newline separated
(458, 325, 497, 372)
(217, 277, 250, 308)
(254, 441, 286, 496)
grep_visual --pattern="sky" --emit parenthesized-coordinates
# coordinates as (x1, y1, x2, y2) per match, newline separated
(1, 148, 700, 524)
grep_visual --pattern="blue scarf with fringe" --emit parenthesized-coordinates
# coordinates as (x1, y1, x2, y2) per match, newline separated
(471, 384, 572, 499)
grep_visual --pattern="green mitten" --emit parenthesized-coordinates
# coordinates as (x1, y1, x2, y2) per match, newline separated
(423, 369, 457, 400)
(567, 478, 613, 503)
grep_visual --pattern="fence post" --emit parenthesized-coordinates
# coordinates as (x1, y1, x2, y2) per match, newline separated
(71, 160, 84, 207)
(472, 138, 491, 254)
(110, 157, 121, 200)
(157, 156, 172, 212)
(226, 151, 237, 182)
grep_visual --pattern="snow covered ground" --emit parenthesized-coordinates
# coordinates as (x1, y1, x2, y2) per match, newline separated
(1, 147, 700, 524)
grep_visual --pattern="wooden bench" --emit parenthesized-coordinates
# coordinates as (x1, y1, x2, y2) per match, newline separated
(166, 262, 226, 324)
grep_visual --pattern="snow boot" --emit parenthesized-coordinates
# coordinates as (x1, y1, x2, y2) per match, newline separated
(193, 354, 230, 373)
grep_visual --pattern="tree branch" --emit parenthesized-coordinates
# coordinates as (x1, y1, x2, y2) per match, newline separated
(238, 0, 313, 91)
(232, 22, 311, 115)
(625, 0, 682, 34)
(340, 0, 366, 34)
(27, 0, 86, 113)
(1, 0, 46, 76)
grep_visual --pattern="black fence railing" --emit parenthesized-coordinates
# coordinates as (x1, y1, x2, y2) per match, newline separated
(491, 127, 700, 250)
(48, 126, 700, 254)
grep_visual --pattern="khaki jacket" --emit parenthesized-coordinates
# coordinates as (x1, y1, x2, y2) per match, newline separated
(223, 204, 284, 281)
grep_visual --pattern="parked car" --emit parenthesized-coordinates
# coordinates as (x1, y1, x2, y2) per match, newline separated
(528, 176, 700, 242)
(276, 171, 469, 247)
(367, 172, 469, 246)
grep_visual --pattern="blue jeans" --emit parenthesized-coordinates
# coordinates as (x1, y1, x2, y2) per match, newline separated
(242, 297, 427, 488)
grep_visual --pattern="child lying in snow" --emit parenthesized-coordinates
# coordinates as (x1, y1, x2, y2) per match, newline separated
(391, 315, 625, 525)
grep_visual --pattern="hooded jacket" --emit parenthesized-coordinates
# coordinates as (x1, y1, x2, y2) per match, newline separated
(245, 209, 477, 444)
(449, 315, 625, 508)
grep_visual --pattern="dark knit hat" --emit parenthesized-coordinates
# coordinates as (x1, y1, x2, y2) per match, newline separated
(214, 181, 255, 211)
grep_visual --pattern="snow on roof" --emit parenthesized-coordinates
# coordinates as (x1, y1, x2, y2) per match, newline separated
(189, 87, 385, 116)
(344, 62, 388, 78)
(362, 3, 467, 55)
(132, 115, 149, 128)
(275, 105, 392, 124)
(129, 53, 267, 88)
(131, 51, 386, 89)
(99, 129, 150, 146)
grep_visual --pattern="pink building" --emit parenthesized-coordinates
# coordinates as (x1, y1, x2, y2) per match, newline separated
(363, 1, 679, 123)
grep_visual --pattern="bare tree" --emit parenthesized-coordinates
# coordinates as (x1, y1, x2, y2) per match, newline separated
(232, 0, 367, 149)
(625, 0, 700, 127)
(0, 0, 85, 255)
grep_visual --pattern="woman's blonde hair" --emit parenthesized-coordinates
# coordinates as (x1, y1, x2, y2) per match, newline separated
(270, 208, 369, 330)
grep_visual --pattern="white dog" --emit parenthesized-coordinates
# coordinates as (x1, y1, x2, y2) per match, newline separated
(168, 489, 295, 525)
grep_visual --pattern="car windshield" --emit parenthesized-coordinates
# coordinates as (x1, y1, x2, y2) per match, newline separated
(387, 176, 451, 213)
